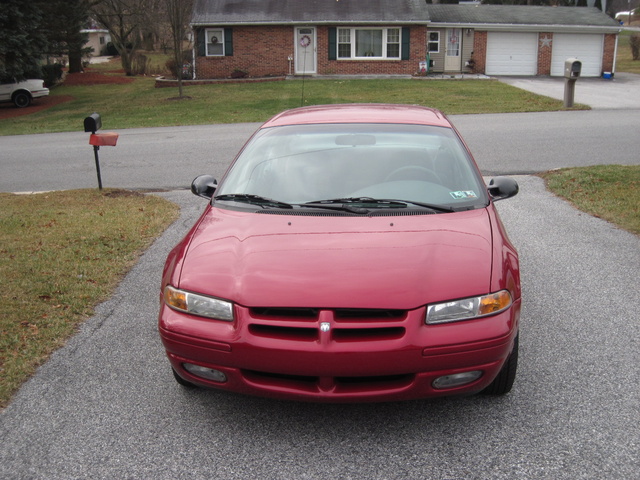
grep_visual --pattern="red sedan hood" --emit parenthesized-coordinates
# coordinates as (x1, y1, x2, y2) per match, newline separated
(178, 208, 493, 309)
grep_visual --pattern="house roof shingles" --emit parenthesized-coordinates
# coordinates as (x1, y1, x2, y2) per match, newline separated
(192, 1, 621, 32)
(191, 0, 430, 25)
(426, 5, 621, 28)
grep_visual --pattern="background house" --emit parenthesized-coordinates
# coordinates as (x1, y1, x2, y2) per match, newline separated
(190, 0, 429, 78)
(426, 5, 621, 77)
(81, 28, 111, 59)
(190, 0, 621, 79)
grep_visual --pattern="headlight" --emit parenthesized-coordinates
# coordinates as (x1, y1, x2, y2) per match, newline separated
(164, 285, 234, 321)
(426, 290, 512, 325)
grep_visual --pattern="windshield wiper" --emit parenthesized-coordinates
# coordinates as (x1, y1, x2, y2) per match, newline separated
(378, 199, 455, 213)
(298, 199, 369, 214)
(214, 194, 293, 209)
(305, 197, 455, 213)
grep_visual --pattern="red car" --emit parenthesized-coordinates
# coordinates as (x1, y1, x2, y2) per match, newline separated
(159, 104, 521, 402)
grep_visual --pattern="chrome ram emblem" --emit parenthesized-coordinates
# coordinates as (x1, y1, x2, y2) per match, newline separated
(320, 322, 331, 332)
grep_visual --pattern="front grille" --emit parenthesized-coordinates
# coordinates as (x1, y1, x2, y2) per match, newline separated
(250, 307, 319, 320)
(334, 308, 405, 321)
(249, 307, 406, 322)
(245, 307, 409, 343)
(249, 324, 318, 341)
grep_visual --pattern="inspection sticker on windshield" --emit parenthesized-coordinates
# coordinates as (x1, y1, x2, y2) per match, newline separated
(450, 191, 478, 200)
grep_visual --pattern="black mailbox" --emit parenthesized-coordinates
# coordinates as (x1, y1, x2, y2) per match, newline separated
(84, 113, 102, 133)
(564, 58, 581, 79)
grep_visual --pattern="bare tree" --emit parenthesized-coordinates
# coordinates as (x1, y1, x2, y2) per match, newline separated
(91, 0, 146, 75)
(165, 0, 194, 98)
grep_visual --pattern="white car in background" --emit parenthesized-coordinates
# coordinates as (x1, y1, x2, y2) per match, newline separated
(0, 79, 49, 108)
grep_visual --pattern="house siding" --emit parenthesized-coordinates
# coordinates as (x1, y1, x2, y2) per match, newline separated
(537, 32, 553, 75)
(461, 30, 474, 73)
(466, 30, 616, 77)
(317, 26, 427, 76)
(194, 25, 427, 79)
(195, 26, 292, 79)
(472, 31, 487, 74)
(193, 23, 616, 79)
(602, 33, 616, 73)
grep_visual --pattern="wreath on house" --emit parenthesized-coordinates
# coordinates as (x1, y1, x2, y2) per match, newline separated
(299, 35, 311, 48)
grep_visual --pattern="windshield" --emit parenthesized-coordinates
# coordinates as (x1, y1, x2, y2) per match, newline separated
(216, 123, 488, 210)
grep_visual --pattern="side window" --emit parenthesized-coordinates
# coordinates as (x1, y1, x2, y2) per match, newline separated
(338, 28, 351, 58)
(428, 31, 440, 54)
(386, 28, 400, 58)
(206, 28, 224, 56)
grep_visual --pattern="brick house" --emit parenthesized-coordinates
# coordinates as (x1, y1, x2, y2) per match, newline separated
(190, 0, 621, 79)
(426, 5, 621, 77)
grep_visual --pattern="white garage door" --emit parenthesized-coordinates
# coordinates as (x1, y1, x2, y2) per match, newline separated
(551, 34, 603, 77)
(486, 32, 538, 76)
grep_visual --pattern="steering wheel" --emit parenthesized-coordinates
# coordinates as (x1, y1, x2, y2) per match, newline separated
(384, 166, 442, 184)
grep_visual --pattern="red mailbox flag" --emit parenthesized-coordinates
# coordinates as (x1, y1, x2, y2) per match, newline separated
(89, 132, 119, 147)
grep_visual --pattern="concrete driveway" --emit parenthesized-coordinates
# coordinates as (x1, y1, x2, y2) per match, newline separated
(498, 72, 640, 109)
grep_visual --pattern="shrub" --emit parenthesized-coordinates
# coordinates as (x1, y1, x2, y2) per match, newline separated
(41, 63, 64, 86)
(231, 69, 248, 79)
(132, 54, 150, 76)
(630, 35, 640, 61)
(165, 53, 193, 80)
(106, 42, 119, 56)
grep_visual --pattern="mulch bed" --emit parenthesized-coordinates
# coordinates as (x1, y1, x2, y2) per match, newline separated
(0, 95, 75, 120)
(0, 70, 134, 120)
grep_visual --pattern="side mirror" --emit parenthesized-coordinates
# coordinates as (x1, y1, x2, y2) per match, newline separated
(191, 175, 217, 199)
(488, 176, 519, 202)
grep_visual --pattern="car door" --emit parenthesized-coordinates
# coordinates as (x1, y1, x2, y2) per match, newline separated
(0, 83, 13, 102)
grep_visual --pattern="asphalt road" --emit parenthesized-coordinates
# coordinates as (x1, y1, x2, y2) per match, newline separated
(1, 109, 640, 478)
(1, 109, 639, 192)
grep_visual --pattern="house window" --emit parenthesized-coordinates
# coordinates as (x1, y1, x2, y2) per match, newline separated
(338, 29, 351, 58)
(337, 28, 401, 59)
(428, 32, 440, 53)
(206, 28, 224, 56)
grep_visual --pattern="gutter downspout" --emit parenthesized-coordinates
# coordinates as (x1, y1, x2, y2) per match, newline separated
(192, 26, 197, 80)
(612, 34, 619, 75)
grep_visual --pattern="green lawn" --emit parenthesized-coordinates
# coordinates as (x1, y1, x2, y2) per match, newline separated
(0, 61, 575, 136)
(0, 189, 179, 408)
(617, 31, 640, 75)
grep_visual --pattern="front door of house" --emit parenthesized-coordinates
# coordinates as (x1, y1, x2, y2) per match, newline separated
(444, 29, 462, 72)
(295, 27, 316, 75)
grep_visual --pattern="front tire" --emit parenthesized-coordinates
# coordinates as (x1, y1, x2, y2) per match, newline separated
(482, 334, 518, 395)
(13, 92, 32, 108)
(172, 367, 198, 388)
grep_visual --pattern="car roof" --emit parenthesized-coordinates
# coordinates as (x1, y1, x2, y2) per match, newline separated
(262, 104, 452, 129)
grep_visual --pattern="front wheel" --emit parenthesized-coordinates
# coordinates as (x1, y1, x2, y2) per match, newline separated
(13, 92, 31, 108)
(481, 334, 518, 395)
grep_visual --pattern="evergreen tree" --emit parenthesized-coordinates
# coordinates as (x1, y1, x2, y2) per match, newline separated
(39, 0, 92, 73)
(0, 0, 48, 81)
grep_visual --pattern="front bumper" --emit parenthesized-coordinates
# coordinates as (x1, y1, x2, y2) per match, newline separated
(159, 299, 520, 402)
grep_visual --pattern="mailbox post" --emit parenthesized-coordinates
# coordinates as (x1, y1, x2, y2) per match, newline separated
(563, 58, 581, 108)
(84, 113, 118, 190)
